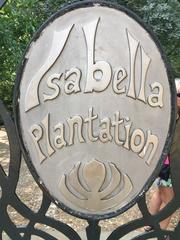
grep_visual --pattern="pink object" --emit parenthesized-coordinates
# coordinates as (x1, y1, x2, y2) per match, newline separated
(163, 155, 170, 165)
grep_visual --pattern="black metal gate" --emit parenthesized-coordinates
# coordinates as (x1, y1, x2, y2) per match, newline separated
(0, 1, 180, 239)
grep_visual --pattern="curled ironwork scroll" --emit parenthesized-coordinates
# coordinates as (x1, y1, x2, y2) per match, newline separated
(0, 100, 82, 240)
(0, 99, 180, 240)
(0, 1, 180, 240)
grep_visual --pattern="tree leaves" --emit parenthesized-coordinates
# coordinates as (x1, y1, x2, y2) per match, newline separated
(0, 0, 179, 112)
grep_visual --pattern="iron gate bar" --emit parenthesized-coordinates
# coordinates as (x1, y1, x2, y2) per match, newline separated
(0, 101, 82, 239)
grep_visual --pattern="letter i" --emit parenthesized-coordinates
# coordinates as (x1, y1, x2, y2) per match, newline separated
(123, 118, 132, 150)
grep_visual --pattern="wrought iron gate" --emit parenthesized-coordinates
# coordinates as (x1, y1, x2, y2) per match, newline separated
(0, 1, 180, 239)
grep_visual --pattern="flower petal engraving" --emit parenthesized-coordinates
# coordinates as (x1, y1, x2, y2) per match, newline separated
(59, 160, 133, 212)
(83, 159, 106, 192)
(99, 163, 122, 199)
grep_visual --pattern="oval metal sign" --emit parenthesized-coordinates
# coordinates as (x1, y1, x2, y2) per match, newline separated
(15, 1, 175, 219)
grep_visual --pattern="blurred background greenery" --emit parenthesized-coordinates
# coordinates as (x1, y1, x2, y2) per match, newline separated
(0, 0, 180, 112)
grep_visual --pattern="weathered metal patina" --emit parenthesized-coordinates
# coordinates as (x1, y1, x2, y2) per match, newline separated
(14, 1, 175, 219)
(1, 1, 178, 239)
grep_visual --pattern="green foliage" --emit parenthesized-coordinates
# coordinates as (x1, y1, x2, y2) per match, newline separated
(0, 0, 47, 110)
(137, 0, 180, 76)
(0, 0, 179, 112)
(116, 0, 180, 75)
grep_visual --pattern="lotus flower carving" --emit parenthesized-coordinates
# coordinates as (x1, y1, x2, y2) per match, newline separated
(59, 160, 133, 211)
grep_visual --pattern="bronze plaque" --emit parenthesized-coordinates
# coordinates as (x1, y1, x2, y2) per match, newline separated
(15, 2, 174, 218)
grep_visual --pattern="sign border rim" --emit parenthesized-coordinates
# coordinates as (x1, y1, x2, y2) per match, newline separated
(13, 0, 176, 220)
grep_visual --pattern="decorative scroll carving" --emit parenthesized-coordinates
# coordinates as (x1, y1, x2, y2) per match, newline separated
(59, 160, 133, 211)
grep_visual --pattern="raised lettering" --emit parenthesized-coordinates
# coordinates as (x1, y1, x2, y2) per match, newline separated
(148, 82, 164, 108)
(139, 130, 158, 165)
(64, 68, 81, 94)
(43, 73, 62, 102)
(126, 30, 139, 99)
(123, 120, 132, 150)
(25, 25, 74, 112)
(29, 124, 46, 163)
(84, 108, 98, 142)
(138, 46, 151, 103)
(54, 123, 67, 149)
(83, 18, 112, 93)
(130, 128, 145, 153)
(112, 111, 124, 146)
(99, 118, 112, 143)
(41, 114, 55, 156)
(67, 116, 85, 146)
(113, 67, 127, 94)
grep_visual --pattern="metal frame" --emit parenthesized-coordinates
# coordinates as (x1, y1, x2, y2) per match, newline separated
(13, 0, 176, 221)
(0, 100, 180, 239)
(0, 1, 179, 239)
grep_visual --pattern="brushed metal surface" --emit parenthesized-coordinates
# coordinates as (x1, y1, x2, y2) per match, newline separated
(18, 5, 172, 217)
